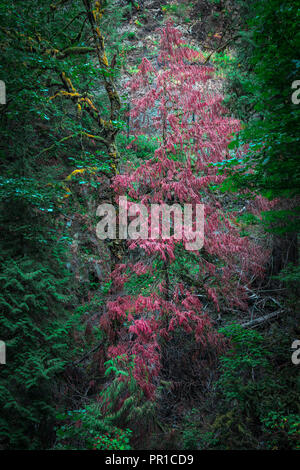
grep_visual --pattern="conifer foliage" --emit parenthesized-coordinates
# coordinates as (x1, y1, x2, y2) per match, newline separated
(0, 195, 77, 449)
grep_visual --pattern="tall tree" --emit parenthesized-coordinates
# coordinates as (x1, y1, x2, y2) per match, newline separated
(98, 22, 269, 427)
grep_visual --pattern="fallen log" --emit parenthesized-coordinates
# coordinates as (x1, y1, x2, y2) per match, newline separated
(240, 310, 282, 329)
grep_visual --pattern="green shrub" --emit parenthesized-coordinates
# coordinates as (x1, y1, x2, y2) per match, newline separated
(54, 404, 132, 450)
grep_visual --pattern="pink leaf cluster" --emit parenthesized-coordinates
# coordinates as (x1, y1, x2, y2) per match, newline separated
(101, 22, 270, 402)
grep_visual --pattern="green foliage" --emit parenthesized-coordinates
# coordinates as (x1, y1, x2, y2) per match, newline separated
(161, 2, 193, 19)
(0, 253, 78, 449)
(100, 355, 157, 435)
(118, 134, 159, 166)
(0, 0, 127, 449)
(127, 31, 136, 40)
(124, 259, 162, 296)
(54, 404, 132, 450)
(262, 411, 300, 450)
(222, 0, 300, 233)
(180, 323, 300, 450)
(93, 428, 132, 450)
(215, 324, 299, 449)
(217, 325, 271, 410)
(182, 409, 218, 450)
(273, 263, 300, 286)
(259, 207, 300, 235)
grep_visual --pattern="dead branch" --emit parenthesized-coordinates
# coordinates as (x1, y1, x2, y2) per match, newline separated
(240, 310, 283, 329)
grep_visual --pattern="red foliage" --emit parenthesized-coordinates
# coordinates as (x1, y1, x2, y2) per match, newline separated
(101, 22, 269, 401)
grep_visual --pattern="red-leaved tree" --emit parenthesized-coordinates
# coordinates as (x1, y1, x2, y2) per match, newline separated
(100, 22, 269, 411)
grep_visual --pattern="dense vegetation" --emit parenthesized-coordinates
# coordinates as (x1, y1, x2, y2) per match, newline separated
(0, 0, 299, 450)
